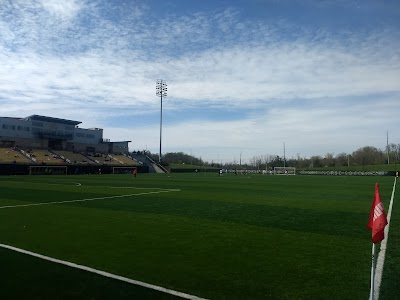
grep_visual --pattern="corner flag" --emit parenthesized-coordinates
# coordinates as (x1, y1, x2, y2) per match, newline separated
(367, 183, 388, 244)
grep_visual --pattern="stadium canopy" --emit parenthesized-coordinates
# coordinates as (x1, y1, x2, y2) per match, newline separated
(24, 115, 82, 126)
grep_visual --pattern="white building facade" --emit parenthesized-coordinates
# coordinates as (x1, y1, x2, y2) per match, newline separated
(0, 115, 130, 154)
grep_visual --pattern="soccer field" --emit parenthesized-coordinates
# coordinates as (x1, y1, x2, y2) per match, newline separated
(0, 173, 398, 299)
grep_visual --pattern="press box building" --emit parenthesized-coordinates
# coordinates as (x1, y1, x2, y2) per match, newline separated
(0, 115, 130, 154)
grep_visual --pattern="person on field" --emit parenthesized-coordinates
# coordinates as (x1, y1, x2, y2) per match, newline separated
(133, 168, 137, 178)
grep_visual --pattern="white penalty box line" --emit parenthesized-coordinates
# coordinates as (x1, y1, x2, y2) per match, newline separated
(0, 188, 181, 209)
(0, 243, 206, 300)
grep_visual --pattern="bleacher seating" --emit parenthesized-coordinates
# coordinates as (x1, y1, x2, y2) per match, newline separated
(87, 153, 115, 165)
(26, 149, 66, 165)
(0, 147, 146, 168)
(0, 148, 31, 163)
(55, 151, 94, 165)
(110, 154, 140, 165)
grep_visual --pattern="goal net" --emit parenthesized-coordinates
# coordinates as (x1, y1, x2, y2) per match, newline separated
(112, 166, 137, 174)
(274, 167, 296, 175)
(29, 166, 68, 175)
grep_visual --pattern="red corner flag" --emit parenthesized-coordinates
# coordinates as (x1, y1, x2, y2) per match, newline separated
(367, 183, 388, 244)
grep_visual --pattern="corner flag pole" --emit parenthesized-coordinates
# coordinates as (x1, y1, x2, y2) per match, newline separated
(367, 182, 388, 300)
(370, 243, 376, 300)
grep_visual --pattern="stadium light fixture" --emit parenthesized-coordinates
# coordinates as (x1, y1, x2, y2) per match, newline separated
(156, 79, 167, 163)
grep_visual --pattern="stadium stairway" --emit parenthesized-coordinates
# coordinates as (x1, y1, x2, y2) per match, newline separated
(130, 152, 168, 173)
(152, 163, 166, 173)
(15, 147, 36, 163)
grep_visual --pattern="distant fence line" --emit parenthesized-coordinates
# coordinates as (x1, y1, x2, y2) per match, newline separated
(170, 168, 396, 176)
(298, 170, 392, 176)
(0, 164, 149, 175)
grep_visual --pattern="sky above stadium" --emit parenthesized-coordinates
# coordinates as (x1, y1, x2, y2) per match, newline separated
(0, 0, 399, 163)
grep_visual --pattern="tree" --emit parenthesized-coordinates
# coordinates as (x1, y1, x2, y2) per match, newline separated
(309, 155, 323, 168)
(323, 153, 335, 167)
(336, 152, 350, 166)
(352, 146, 384, 166)
(386, 143, 400, 164)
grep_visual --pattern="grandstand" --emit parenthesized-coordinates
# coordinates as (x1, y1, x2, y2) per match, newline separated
(0, 115, 130, 153)
(0, 114, 151, 174)
(0, 114, 168, 175)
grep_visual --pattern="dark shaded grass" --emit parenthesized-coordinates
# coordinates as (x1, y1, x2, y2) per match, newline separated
(0, 248, 180, 300)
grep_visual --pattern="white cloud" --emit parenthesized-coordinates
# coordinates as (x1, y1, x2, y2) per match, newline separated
(1, 3, 398, 106)
(1, 31, 398, 113)
(40, 0, 83, 20)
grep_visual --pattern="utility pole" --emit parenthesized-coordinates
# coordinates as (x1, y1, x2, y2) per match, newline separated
(283, 142, 286, 168)
(387, 131, 390, 165)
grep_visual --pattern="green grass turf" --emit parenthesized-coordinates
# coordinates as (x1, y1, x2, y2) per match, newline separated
(0, 173, 397, 299)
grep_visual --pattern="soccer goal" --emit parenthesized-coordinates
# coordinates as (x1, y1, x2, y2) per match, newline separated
(29, 166, 68, 175)
(274, 167, 296, 175)
(112, 166, 137, 174)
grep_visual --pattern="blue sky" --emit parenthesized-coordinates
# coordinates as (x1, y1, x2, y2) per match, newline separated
(0, 0, 399, 163)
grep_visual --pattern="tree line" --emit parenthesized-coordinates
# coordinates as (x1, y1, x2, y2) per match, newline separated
(145, 144, 400, 170)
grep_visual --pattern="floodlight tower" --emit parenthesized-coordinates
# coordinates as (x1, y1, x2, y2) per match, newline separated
(156, 79, 167, 163)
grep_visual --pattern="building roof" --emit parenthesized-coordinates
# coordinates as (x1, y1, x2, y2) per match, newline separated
(1, 117, 21, 120)
(25, 115, 82, 126)
(112, 141, 132, 143)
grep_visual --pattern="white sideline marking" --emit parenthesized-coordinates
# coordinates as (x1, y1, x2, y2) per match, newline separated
(0, 243, 206, 300)
(0, 189, 180, 209)
(374, 177, 396, 300)
(0, 180, 82, 186)
(0, 180, 175, 190)
(107, 186, 179, 190)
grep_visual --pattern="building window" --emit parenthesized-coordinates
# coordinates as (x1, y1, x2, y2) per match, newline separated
(32, 127, 43, 134)
(32, 121, 43, 127)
